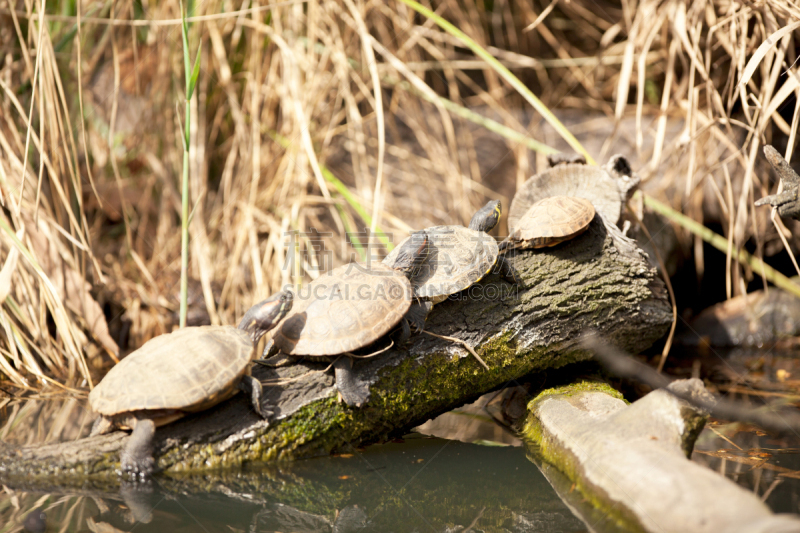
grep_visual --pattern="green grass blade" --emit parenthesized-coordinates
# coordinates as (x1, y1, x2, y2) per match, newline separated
(178, 1, 192, 328)
(180, 0, 190, 90)
(187, 42, 202, 101)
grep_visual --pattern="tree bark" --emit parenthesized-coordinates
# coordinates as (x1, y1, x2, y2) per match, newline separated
(0, 219, 671, 480)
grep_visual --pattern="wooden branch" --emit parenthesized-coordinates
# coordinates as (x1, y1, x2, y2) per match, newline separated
(0, 219, 671, 480)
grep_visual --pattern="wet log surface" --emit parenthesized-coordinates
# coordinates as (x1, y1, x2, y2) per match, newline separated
(0, 218, 672, 480)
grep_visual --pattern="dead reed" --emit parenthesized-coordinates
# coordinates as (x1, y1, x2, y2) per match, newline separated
(0, 0, 798, 391)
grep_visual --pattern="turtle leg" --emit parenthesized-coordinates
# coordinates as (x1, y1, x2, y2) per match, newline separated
(239, 374, 271, 419)
(120, 416, 156, 477)
(253, 338, 277, 363)
(333, 357, 370, 407)
(405, 300, 433, 333)
(495, 256, 521, 285)
(394, 316, 411, 344)
(90, 415, 115, 437)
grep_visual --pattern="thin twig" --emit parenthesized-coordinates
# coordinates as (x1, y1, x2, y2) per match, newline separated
(422, 331, 489, 371)
(632, 208, 677, 373)
(345, 340, 395, 359)
(581, 331, 800, 437)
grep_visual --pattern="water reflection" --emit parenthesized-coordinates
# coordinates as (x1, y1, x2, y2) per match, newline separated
(0, 436, 585, 532)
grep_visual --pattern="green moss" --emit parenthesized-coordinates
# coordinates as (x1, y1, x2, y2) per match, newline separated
(529, 381, 624, 410)
(157, 328, 572, 474)
(680, 405, 708, 458)
(521, 381, 622, 465)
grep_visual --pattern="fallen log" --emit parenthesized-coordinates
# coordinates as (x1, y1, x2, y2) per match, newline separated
(0, 218, 671, 480)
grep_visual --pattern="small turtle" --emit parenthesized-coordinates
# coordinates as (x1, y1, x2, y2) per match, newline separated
(270, 233, 429, 407)
(89, 290, 293, 477)
(509, 154, 639, 228)
(382, 200, 518, 330)
(501, 196, 595, 250)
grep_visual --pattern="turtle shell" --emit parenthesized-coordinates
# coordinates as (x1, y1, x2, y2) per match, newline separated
(273, 262, 412, 356)
(383, 226, 498, 303)
(509, 196, 595, 248)
(89, 326, 253, 418)
(509, 164, 622, 228)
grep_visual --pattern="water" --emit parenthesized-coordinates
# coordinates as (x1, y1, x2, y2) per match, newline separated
(0, 434, 586, 533)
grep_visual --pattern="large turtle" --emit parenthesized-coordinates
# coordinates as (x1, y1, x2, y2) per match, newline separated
(89, 289, 293, 477)
(501, 196, 596, 251)
(270, 233, 429, 407)
(509, 154, 640, 228)
(382, 200, 518, 330)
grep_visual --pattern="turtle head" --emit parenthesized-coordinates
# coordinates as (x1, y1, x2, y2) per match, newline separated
(389, 231, 429, 278)
(238, 288, 294, 343)
(605, 155, 641, 200)
(468, 200, 501, 232)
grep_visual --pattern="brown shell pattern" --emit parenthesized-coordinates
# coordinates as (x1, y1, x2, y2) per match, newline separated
(89, 326, 253, 416)
(509, 164, 622, 228)
(383, 226, 498, 301)
(511, 196, 595, 248)
(272, 262, 412, 356)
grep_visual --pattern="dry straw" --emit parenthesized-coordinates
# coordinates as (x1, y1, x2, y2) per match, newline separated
(0, 0, 799, 391)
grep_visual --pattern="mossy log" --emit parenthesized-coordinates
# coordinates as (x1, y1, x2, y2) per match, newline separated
(0, 218, 671, 480)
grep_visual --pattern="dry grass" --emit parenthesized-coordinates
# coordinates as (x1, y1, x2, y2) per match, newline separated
(0, 0, 799, 391)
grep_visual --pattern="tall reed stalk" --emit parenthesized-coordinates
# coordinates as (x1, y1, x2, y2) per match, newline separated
(179, 1, 201, 328)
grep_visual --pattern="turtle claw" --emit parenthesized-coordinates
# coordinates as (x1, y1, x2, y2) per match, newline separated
(121, 454, 155, 479)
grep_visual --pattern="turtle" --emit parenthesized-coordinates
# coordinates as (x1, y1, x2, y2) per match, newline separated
(508, 154, 640, 229)
(88, 289, 293, 477)
(501, 196, 596, 251)
(382, 199, 519, 330)
(269, 232, 429, 407)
